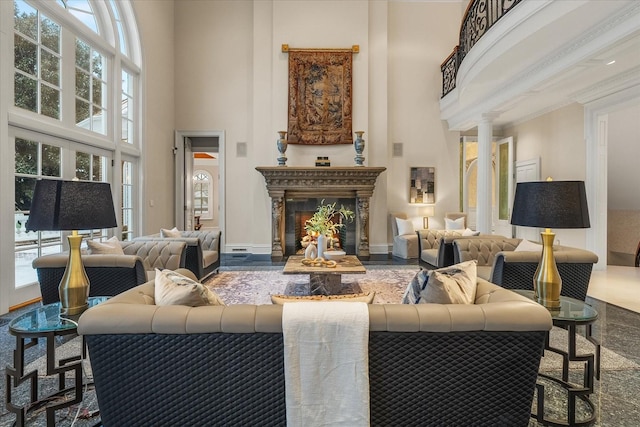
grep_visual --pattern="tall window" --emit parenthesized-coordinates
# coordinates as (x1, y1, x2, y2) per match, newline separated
(75, 39, 107, 134)
(121, 160, 134, 240)
(6, 0, 142, 296)
(14, 0, 61, 119)
(193, 171, 212, 219)
(14, 137, 63, 286)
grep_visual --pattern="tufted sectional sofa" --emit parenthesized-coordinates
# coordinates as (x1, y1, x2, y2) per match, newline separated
(137, 229, 221, 280)
(453, 237, 598, 301)
(78, 270, 552, 427)
(33, 240, 186, 304)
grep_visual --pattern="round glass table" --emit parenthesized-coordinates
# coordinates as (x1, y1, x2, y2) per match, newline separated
(514, 290, 600, 427)
(5, 297, 108, 427)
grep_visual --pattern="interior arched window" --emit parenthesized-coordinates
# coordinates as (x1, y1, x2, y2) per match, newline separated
(193, 170, 213, 220)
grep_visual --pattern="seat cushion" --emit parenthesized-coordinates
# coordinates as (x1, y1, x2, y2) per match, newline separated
(420, 248, 439, 266)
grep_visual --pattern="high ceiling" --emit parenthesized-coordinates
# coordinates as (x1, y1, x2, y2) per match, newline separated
(440, 0, 640, 131)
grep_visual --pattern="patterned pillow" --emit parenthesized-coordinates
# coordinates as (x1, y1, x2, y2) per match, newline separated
(155, 269, 225, 306)
(271, 292, 375, 305)
(401, 268, 430, 304)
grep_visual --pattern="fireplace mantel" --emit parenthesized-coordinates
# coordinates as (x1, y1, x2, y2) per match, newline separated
(256, 166, 386, 258)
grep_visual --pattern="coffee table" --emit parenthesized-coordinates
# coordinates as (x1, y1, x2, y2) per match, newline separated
(283, 255, 366, 295)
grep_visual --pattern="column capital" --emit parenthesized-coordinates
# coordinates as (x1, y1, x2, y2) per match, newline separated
(479, 112, 501, 123)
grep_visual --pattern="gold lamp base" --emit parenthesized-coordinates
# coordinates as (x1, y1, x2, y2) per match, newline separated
(59, 231, 90, 316)
(533, 229, 562, 309)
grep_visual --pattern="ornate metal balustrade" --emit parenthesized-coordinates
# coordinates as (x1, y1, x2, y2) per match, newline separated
(441, 0, 523, 98)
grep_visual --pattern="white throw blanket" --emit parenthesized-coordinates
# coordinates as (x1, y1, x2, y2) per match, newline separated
(282, 301, 370, 427)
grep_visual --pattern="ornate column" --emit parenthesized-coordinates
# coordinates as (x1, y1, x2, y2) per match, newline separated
(270, 194, 284, 258)
(355, 191, 372, 257)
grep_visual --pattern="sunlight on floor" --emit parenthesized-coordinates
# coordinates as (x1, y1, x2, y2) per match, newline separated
(588, 266, 640, 313)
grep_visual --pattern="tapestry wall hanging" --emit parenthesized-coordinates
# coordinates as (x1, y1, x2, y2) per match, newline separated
(284, 46, 356, 145)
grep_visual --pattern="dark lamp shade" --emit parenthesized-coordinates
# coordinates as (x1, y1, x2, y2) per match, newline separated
(26, 179, 118, 231)
(511, 180, 590, 229)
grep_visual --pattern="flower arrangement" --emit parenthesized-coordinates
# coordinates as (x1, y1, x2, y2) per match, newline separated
(304, 200, 355, 238)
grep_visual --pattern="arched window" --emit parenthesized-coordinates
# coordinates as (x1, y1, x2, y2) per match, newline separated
(3, 0, 142, 304)
(193, 170, 213, 220)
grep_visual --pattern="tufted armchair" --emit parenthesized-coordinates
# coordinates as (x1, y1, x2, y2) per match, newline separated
(453, 237, 598, 301)
(453, 237, 521, 279)
(416, 229, 465, 268)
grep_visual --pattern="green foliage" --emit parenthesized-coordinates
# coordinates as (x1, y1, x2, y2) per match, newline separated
(304, 200, 355, 237)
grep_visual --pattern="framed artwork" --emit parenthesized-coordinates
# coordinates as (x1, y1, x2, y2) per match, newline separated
(286, 48, 353, 145)
(410, 167, 435, 204)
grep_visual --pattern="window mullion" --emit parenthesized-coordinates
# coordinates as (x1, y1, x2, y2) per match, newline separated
(60, 25, 75, 129)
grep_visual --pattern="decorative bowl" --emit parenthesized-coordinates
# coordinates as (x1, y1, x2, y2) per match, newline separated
(324, 250, 346, 261)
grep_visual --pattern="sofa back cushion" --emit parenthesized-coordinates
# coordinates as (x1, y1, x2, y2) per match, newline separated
(454, 237, 521, 266)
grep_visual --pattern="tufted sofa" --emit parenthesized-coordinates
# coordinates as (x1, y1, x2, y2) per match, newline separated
(453, 237, 598, 301)
(33, 240, 186, 304)
(137, 229, 221, 280)
(78, 271, 551, 427)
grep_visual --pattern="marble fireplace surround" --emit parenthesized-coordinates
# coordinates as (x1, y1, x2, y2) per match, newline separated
(256, 166, 386, 259)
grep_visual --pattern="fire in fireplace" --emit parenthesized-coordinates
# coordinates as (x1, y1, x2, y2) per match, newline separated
(285, 198, 356, 256)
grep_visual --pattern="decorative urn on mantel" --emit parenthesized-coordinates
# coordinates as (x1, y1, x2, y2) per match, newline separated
(256, 166, 386, 259)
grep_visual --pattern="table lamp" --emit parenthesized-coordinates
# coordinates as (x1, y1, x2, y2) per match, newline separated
(422, 206, 435, 229)
(510, 180, 590, 308)
(26, 179, 117, 315)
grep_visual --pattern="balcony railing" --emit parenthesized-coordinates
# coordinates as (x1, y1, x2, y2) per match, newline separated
(441, 0, 523, 98)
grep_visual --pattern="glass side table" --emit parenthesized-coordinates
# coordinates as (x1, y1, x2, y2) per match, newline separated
(514, 290, 601, 427)
(5, 296, 108, 427)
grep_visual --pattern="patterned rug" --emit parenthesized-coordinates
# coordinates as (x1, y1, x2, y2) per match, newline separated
(203, 266, 419, 305)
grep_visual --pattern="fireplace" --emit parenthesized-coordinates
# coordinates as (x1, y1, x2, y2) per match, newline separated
(286, 198, 356, 255)
(256, 166, 386, 259)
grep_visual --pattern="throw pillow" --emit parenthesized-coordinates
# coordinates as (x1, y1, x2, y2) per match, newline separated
(401, 268, 430, 304)
(462, 227, 481, 236)
(395, 217, 415, 236)
(420, 260, 478, 304)
(160, 227, 181, 238)
(514, 239, 543, 252)
(87, 236, 124, 255)
(271, 292, 375, 305)
(445, 217, 465, 230)
(155, 269, 225, 306)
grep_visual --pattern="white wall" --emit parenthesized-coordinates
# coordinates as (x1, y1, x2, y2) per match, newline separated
(170, 0, 463, 254)
(608, 104, 640, 210)
(503, 103, 588, 249)
(134, 0, 177, 234)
